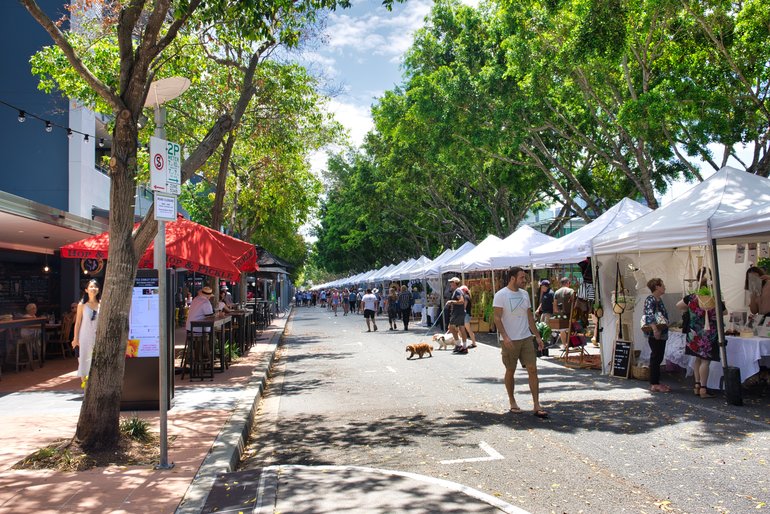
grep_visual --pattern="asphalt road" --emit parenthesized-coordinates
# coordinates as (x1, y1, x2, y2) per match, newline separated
(239, 306, 770, 514)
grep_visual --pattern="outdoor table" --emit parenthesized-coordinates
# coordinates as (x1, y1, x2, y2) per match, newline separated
(189, 314, 232, 375)
(0, 316, 48, 368)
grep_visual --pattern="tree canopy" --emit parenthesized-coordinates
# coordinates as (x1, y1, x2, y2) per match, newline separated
(311, 0, 770, 274)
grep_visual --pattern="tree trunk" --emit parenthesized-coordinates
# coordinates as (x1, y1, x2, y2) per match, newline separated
(75, 110, 139, 450)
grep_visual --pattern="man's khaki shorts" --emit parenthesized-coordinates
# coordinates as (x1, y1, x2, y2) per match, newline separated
(501, 335, 536, 370)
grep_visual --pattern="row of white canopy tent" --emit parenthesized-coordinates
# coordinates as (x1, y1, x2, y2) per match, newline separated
(311, 166, 767, 400)
(313, 197, 653, 291)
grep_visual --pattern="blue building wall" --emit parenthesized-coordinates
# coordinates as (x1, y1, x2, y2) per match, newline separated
(0, 2, 70, 211)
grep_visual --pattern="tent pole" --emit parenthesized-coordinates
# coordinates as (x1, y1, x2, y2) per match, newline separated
(709, 237, 742, 405)
(530, 267, 536, 309)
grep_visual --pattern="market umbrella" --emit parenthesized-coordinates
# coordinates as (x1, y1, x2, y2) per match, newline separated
(61, 218, 256, 282)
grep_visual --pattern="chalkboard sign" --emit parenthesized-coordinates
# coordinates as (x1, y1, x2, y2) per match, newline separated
(612, 339, 633, 378)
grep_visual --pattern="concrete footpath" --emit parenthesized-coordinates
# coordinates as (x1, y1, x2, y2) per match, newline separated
(0, 309, 522, 513)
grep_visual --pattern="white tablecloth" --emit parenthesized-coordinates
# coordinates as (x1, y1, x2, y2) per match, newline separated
(420, 306, 439, 327)
(665, 332, 770, 389)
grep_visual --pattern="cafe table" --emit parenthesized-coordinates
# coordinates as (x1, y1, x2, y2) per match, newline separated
(189, 314, 233, 378)
(0, 316, 48, 369)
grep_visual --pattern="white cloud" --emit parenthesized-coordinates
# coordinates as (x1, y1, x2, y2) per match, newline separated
(326, 0, 432, 60)
(328, 98, 374, 146)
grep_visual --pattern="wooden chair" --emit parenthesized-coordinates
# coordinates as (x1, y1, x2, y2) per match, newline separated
(46, 316, 75, 359)
(559, 301, 591, 368)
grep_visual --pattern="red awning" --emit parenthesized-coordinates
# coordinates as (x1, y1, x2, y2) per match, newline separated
(61, 218, 257, 282)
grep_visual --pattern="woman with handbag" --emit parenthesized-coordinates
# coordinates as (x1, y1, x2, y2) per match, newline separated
(676, 274, 723, 399)
(642, 278, 670, 392)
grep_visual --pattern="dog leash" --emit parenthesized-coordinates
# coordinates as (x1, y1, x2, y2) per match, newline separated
(422, 307, 445, 336)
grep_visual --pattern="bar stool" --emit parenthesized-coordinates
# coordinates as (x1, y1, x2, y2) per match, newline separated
(181, 330, 213, 380)
(14, 337, 35, 372)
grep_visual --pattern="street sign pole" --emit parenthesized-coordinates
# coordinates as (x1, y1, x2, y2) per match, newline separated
(146, 76, 189, 471)
(153, 105, 173, 470)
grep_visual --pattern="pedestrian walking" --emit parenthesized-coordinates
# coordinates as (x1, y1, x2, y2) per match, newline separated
(493, 267, 547, 418)
(387, 287, 399, 330)
(72, 279, 101, 390)
(361, 288, 379, 332)
(330, 289, 340, 316)
(342, 289, 350, 316)
(445, 277, 468, 353)
(460, 285, 477, 348)
(348, 289, 357, 315)
(398, 285, 413, 330)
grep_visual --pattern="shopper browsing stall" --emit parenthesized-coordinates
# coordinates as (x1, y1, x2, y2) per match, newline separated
(642, 278, 670, 393)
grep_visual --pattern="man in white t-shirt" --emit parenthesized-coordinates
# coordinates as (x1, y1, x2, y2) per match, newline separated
(361, 288, 379, 332)
(493, 267, 547, 418)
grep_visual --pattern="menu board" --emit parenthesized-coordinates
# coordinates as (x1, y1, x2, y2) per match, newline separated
(128, 271, 160, 358)
(612, 339, 632, 379)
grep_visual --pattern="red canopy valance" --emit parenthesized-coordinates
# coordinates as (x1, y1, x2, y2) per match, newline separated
(61, 218, 257, 282)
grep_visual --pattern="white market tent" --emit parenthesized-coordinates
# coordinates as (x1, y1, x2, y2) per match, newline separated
(408, 248, 451, 280)
(592, 166, 770, 253)
(488, 225, 557, 269)
(443, 235, 503, 273)
(592, 166, 770, 375)
(381, 259, 415, 281)
(530, 198, 651, 265)
(423, 241, 476, 278)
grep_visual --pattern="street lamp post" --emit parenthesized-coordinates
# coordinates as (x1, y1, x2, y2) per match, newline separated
(146, 77, 190, 470)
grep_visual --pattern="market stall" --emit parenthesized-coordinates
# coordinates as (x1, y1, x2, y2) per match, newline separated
(593, 166, 770, 388)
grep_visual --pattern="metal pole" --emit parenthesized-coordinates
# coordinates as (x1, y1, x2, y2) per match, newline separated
(154, 105, 173, 469)
(709, 236, 741, 405)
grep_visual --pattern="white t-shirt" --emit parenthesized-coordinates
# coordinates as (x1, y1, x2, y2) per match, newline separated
(362, 293, 378, 311)
(186, 294, 214, 331)
(493, 286, 532, 340)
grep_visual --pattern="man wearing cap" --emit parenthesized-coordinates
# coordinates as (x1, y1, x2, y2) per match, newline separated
(493, 267, 547, 418)
(534, 279, 554, 323)
(445, 277, 468, 353)
(187, 286, 215, 332)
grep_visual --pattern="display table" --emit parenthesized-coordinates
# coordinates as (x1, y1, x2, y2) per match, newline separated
(665, 331, 770, 389)
(420, 306, 439, 327)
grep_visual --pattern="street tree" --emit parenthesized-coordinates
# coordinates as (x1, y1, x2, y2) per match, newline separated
(21, 0, 357, 451)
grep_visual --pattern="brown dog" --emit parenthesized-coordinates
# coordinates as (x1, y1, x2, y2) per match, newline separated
(406, 342, 433, 359)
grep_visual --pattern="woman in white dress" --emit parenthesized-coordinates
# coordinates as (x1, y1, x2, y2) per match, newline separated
(71, 279, 100, 389)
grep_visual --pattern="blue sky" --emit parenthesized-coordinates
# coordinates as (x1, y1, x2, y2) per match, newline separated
(301, 0, 436, 148)
(296, 0, 748, 220)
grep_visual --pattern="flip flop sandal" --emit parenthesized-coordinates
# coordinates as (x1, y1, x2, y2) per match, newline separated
(533, 409, 549, 419)
(508, 407, 522, 414)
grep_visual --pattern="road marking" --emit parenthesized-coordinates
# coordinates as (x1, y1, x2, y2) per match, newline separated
(440, 441, 504, 464)
(386, 366, 397, 373)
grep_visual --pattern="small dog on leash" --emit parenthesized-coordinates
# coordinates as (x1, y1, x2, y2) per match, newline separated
(432, 333, 452, 350)
(406, 342, 433, 359)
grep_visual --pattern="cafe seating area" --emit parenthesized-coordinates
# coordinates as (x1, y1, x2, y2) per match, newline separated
(175, 301, 270, 381)
(0, 314, 72, 379)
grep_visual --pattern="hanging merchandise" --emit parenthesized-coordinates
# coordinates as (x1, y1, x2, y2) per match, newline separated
(612, 262, 629, 315)
(735, 243, 746, 264)
(683, 247, 698, 294)
(593, 262, 603, 319)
